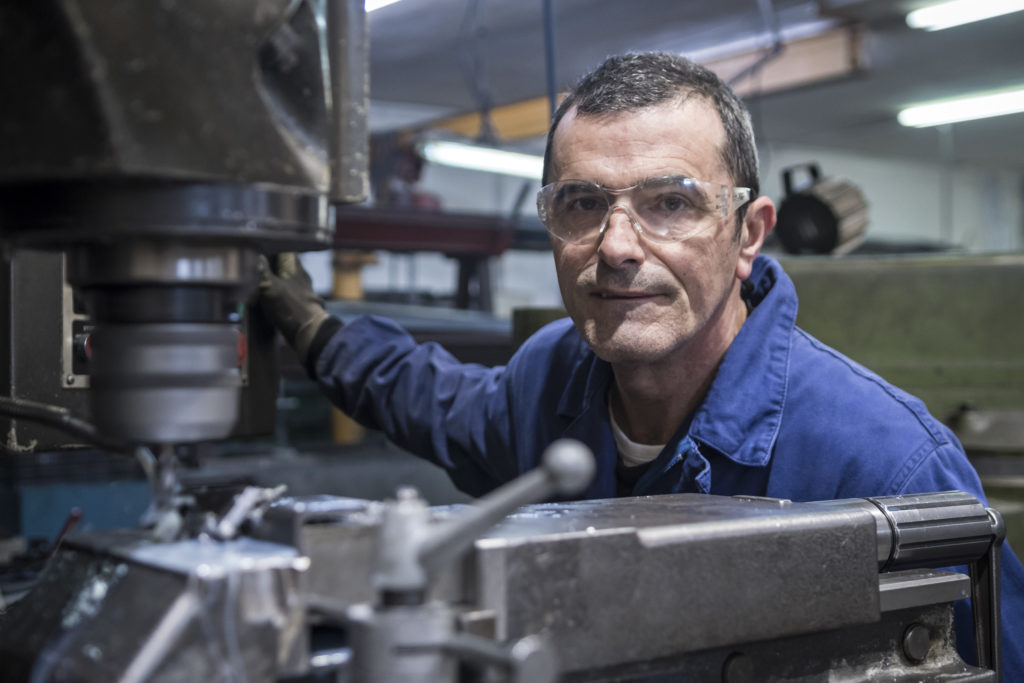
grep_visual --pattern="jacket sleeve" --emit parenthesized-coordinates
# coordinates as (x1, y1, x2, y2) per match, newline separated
(310, 315, 521, 496)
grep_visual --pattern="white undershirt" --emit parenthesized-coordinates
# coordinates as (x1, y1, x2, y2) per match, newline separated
(609, 405, 666, 467)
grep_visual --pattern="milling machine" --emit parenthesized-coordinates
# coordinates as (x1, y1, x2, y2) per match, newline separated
(0, 2, 1008, 682)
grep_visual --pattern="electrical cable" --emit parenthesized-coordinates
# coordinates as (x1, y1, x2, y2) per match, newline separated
(543, 0, 558, 120)
(729, 0, 780, 196)
(0, 395, 131, 454)
(728, 0, 785, 88)
(458, 0, 497, 144)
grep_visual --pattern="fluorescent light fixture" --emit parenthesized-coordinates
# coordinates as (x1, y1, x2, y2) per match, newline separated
(366, 0, 402, 12)
(898, 87, 1024, 127)
(419, 140, 544, 180)
(906, 0, 1024, 31)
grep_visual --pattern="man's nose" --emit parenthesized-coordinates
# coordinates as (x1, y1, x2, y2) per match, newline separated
(597, 205, 646, 267)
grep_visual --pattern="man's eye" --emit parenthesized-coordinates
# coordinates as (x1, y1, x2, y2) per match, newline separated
(648, 193, 695, 214)
(565, 195, 606, 212)
(659, 195, 688, 211)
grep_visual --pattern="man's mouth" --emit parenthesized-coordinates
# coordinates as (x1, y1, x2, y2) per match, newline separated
(593, 290, 659, 300)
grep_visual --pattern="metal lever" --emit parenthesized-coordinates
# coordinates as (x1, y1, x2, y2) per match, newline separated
(437, 633, 557, 683)
(326, 0, 369, 204)
(374, 439, 594, 601)
(347, 440, 595, 683)
(419, 439, 594, 575)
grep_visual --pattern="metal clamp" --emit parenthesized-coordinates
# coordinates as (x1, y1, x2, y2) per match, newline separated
(863, 492, 1005, 682)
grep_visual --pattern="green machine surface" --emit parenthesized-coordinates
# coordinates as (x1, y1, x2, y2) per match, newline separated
(783, 253, 1024, 550)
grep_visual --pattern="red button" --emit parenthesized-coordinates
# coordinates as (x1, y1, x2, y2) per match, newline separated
(236, 329, 248, 368)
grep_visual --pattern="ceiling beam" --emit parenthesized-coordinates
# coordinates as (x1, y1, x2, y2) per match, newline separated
(420, 25, 865, 142)
(717, 24, 865, 96)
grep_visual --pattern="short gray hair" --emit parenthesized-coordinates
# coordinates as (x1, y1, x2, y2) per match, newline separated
(542, 52, 760, 205)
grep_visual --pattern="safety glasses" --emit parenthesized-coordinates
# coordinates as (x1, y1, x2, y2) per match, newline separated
(537, 175, 751, 245)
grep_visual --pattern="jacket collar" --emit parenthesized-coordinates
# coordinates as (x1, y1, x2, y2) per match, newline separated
(556, 342, 612, 419)
(688, 255, 795, 466)
(554, 255, 796, 468)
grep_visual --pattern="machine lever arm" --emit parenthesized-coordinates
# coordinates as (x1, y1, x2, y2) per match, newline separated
(418, 439, 594, 575)
(372, 439, 594, 598)
(326, 0, 369, 204)
(348, 441, 591, 683)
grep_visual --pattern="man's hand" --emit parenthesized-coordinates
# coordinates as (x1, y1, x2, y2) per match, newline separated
(258, 253, 331, 367)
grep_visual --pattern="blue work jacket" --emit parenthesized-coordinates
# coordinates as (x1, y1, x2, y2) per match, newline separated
(315, 254, 1023, 674)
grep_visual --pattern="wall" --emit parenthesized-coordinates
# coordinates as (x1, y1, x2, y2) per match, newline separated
(759, 144, 1024, 252)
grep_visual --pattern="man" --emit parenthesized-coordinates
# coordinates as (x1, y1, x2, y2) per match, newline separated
(262, 53, 1022, 671)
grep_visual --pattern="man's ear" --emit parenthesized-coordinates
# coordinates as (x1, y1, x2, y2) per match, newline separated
(735, 196, 776, 281)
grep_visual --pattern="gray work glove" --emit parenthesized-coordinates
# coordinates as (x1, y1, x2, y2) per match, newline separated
(258, 253, 331, 367)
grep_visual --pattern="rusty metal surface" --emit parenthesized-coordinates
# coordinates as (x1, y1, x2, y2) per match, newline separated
(334, 205, 516, 255)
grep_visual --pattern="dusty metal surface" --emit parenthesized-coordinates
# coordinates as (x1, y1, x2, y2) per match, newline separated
(0, 490, 1003, 682)
(783, 254, 1024, 424)
(473, 494, 880, 669)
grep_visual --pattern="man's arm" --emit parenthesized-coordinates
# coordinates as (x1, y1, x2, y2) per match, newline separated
(314, 315, 519, 495)
(258, 254, 520, 496)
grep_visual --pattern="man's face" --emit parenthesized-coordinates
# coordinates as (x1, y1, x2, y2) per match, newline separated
(548, 98, 756, 365)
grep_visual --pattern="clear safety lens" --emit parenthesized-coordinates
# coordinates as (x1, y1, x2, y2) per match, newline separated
(537, 176, 750, 245)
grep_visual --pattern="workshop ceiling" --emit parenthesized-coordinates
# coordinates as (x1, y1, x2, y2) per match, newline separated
(366, 0, 1024, 168)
